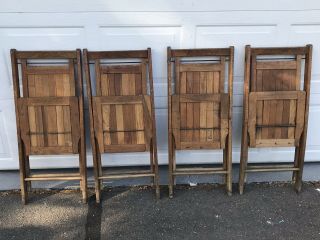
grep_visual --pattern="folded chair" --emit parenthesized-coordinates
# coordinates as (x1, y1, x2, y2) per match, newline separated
(83, 48, 160, 203)
(11, 49, 87, 204)
(239, 45, 313, 194)
(167, 47, 234, 197)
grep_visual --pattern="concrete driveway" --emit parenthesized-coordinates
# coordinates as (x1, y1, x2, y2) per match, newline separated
(0, 183, 320, 240)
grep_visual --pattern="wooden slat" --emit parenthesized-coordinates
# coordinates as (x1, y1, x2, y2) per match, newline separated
(179, 63, 223, 72)
(30, 146, 74, 154)
(102, 104, 111, 145)
(255, 139, 295, 147)
(92, 95, 142, 104)
(135, 104, 145, 144)
(171, 95, 181, 148)
(100, 64, 141, 74)
(180, 141, 221, 149)
(251, 47, 307, 55)
(252, 91, 302, 100)
(26, 66, 69, 75)
(256, 61, 297, 70)
(295, 92, 306, 146)
(104, 144, 146, 153)
(220, 94, 229, 148)
(87, 50, 148, 60)
(171, 48, 231, 57)
(92, 98, 104, 153)
(16, 51, 77, 59)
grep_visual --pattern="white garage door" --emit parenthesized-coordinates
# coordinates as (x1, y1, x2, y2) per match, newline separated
(0, 1, 320, 169)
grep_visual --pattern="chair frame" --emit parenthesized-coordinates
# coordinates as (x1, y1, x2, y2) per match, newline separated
(11, 49, 87, 204)
(83, 48, 160, 203)
(239, 45, 313, 194)
(167, 47, 234, 197)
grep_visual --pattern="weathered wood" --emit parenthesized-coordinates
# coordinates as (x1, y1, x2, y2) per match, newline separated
(239, 45, 312, 194)
(11, 49, 87, 203)
(84, 48, 159, 202)
(168, 47, 234, 197)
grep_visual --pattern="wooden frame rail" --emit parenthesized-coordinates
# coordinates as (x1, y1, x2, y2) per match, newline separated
(167, 46, 234, 197)
(11, 49, 87, 204)
(84, 48, 160, 203)
(239, 45, 313, 194)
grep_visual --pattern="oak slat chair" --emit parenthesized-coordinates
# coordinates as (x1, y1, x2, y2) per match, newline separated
(239, 45, 313, 194)
(11, 49, 87, 204)
(167, 47, 234, 197)
(83, 48, 160, 203)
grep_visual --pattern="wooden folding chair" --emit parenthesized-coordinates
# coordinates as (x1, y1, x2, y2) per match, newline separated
(83, 48, 160, 203)
(11, 49, 87, 204)
(167, 47, 234, 197)
(239, 45, 313, 194)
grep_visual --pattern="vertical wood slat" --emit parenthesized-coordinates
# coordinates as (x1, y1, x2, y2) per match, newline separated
(171, 95, 181, 148)
(295, 92, 306, 146)
(141, 60, 148, 95)
(21, 59, 29, 97)
(102, 104, 111, 145)
(135, 103, 145, 144)
(92, 97, 104, 153)
(248, 94, 257, 147)
(68, 59, 76, 96)
(220, 93, 229, 148)
(95, 60, 102, 96)
(199, 72, 207, 142)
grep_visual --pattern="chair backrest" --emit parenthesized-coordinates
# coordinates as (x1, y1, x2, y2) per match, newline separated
(84, 49, 156, 153)
(168, 47, 234, 150)
(11, 50, 83, 155)
(246, 45, 312, 147)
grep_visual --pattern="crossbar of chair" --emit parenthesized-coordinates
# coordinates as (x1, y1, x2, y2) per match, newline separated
(245, 164, 300, 173)
(25, 172, 82, 181)
(99, 170, 155, 180)
(174, 167, 227, 176)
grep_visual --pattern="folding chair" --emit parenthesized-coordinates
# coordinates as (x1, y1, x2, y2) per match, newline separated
(83, 48, 160, 203)
(11, 49, 87, 204)
(167, 47, 234, 197)
(239, 45, 313, 194)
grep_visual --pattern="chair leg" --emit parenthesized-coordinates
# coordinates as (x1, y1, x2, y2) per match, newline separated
(93, 140, 101, 203)
(294, 132, 307, 193)
(149, 140, 155, 186)
(19, 142, 28, 204)
(226, 135, 233, 196)
(172, 139, 176, 186)
(153, 142, 160, 200)
(292, 147, 300, 182)
(168, 134, 174, 198)
(239, 131, 249, 195)
(223, 147, 228, 192)
(96, 145, 103, 191)
(79, 139, 87, 204)
(24, 155, 32, 192)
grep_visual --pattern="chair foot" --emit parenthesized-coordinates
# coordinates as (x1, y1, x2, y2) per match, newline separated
(227, 191, 232, 197)
(156, 187, 160, 200)
(169, 186, 173, 199)
(294, 181, 302, 193)
(239, 185, 244, 195)
(82, 191, 88, 204)
(95, 190, 101, 204)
